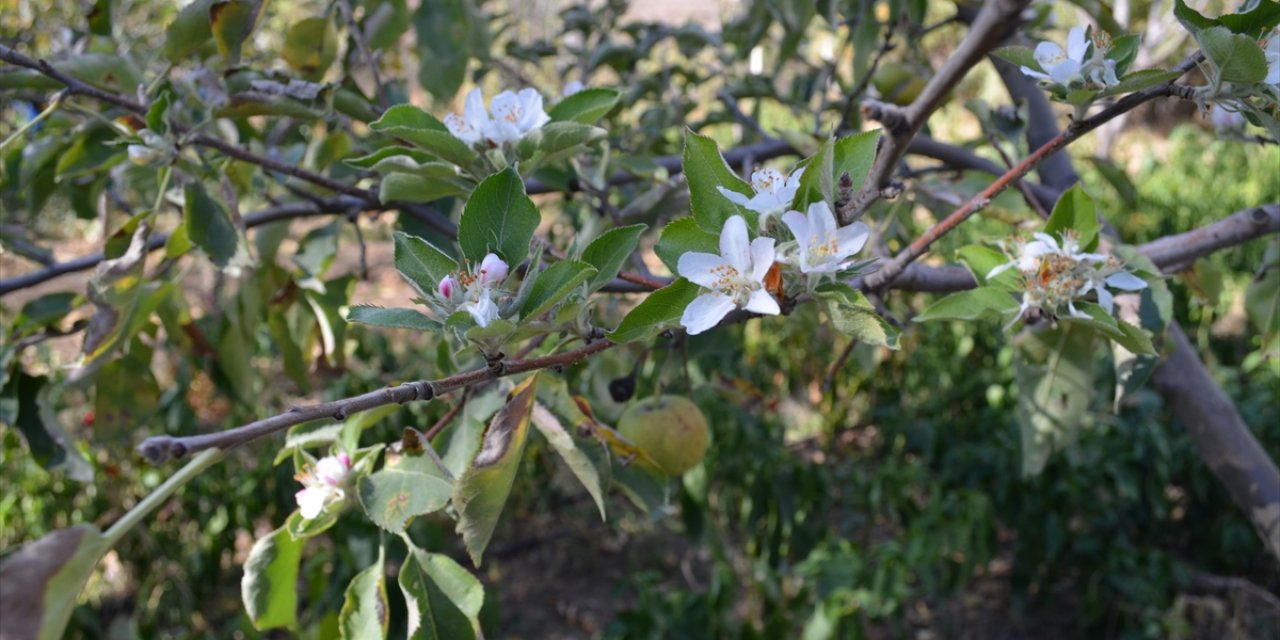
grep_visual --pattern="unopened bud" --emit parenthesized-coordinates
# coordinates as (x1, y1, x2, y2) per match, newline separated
(438, 275, 459, 299)
(478, 253, 509, 286)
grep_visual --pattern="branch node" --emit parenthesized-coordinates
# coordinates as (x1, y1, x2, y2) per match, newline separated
(332, 406, 349, 422)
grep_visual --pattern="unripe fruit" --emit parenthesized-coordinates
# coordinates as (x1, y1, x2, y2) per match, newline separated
(872, 61, 929, 106)
(617, 395, 709, 476)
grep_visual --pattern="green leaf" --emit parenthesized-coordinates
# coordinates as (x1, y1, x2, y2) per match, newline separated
(608, 279, 701, 343)
(457, 167, 541, 266)
(957, 244, 1019, 291)
(791, 136, 833, 212)
(530, 386, 610, 520)
(814, 283, 900, 349)
(528, 121, 606, 164)
(684, 130, 754, 231)
(654, 218, 719, 274)
(413, 0, 474, 100)
(347, 306, 441, 332)
(339, 548, 390, 639)
(914, 287, 1020, 322)
(0, 525, 107, 640)
(394, 231, 459, 298)
(1199, 26, 1269, 83)
(55, 127, 125, 179)
(580, 224, 647, 291)
(1174, 0, 1216, 33)
(184, 182, 251, 271)
(591, 420, 669, 513)
(833, 130, 880, 192)
(380, 172, 472, 204)
(520, 260, 596, 320)
(400, 546, 484, 640)
(453, 375, 539, 566)
(241, 523, 303, 631)
(548, 88, 620, 124)
(163, 0, 214, 62)
(358, 465, 453, 533)
(992, 45, 1043, 73)
(282, 17, 338, 81)
(210, 0, 261, 65)
(369, 105, 477, 167)
(1015, 325, 1096, 477)
(1218, 0, 1280, 37)
(1044, 184, 1100, 252)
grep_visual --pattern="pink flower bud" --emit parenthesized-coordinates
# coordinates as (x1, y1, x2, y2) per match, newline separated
(338, 452, 352, 469)
(478, 253, 509, 287)
(438, 275, 459, 299)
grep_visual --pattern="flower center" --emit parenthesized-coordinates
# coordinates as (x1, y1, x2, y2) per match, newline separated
(752, 169, 783, 194)
(709, 263, 756, 301)
(807, 232, 839, 263)
(494, 103, 523, 123)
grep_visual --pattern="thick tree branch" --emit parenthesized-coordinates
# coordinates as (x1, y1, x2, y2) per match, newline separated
(1152, 324, 1280, 561)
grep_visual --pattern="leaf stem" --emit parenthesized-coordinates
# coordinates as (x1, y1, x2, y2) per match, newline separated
(0, 91, 63, 153)
(102, 448, 224, 548)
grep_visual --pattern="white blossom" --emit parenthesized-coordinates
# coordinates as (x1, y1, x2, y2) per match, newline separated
(716, 167, 804, 227)
(780, 201, 870, 274)
(988, 230, 1146, 323)
(677, 215, 780, 335)
(435, 253, 509, 328)
(445, 87, 551, 147)
(1021, 26, 1118, 88)
(295, 453, 351, 520)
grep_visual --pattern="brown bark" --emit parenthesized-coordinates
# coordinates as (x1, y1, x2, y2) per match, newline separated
(1151, 324, 1280, 561)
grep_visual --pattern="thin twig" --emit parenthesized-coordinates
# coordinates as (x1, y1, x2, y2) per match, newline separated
(336, 0, 389, 109)
(137, 339, 617, 463)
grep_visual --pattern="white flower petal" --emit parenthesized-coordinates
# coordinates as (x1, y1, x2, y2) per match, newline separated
(1020, 66, 1052, 81)
(1047, 59, 1083, 85)
(1033, 41, 1067, 68)
(297, 488, 327, 520)
(1105, 271, 1147, 290)
(807, 201, 838, 241)
(681, 292, 736, 335)
(1066, 27, 1088, 62)
(748, 237, 775, 283)
(745, 289, 780, 316)
(717, 186, 753, 207)
(720, 216, 752, 274)
(463, 87, 487, 126)
(987, 261, 1016, 280)
(678, 252, 733, 289)
(834, 221, 869, 258)
(315, 456, 349, 486)
(1096, 286, 1115, 315)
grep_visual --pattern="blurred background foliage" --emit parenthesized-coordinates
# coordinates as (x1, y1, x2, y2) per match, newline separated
(2, 0, 1278, 638)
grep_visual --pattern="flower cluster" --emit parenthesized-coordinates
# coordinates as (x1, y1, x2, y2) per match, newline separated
(677, 191, 870, 334)
(295, 453, 352, 520)
(1021, 26, 1119, 88)
(989, 231, 1146, 322)
(445, 87, 551, 147)
(435, 253, 510, 328)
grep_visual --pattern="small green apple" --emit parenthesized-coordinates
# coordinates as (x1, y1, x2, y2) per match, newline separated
(618, 395, 709, 476)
